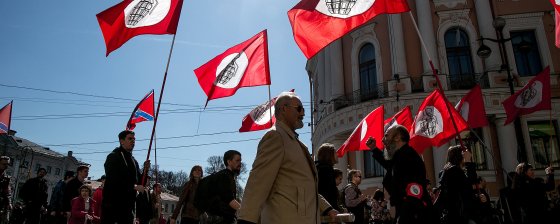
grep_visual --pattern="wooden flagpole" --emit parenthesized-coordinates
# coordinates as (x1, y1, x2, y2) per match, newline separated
(141, 34, 177, 186)
(407, 11, 466, 149)
(268, 86, 272, 128)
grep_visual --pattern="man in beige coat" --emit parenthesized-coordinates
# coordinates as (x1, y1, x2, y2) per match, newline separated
(237, 92, 337, 224)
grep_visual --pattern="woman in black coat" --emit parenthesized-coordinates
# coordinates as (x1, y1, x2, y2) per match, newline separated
(512, 163, 555, 224)
(315, 143, 341, 213)
(438, 145, 478, 224)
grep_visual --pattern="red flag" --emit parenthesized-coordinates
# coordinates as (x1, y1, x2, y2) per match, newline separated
(194, 30, 271, 106)
(97, 0, 184, 56)
(126, 90, 155, 130)
(384, 106, 413, 134)
(409, 90, 469, 153)
(551, 0, 560, 48)
(239, 89, 294, 133)
(455, 85, 488, 129)
(288, 0, 410, 59)
(502, 67, 551, 125)
(337, 105, 384, 157)
(0, 101, 13, 134)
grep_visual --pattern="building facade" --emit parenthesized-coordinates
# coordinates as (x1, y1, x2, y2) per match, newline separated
(308, 0, 560, 198)
(0, 131, 89, 202)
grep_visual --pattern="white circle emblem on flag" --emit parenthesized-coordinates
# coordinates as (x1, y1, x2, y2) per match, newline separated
(124, 0, 171, 28)
(556, 0, 560, 6)
(249, 101, 275, 125)
(514, 81, 543, 108)
(384, 119, 398, 133)
(414, 106, 444, 138)
(360, 121, 368, 141)
(214, 53, 249, 89)
(315, 0, 376, 19)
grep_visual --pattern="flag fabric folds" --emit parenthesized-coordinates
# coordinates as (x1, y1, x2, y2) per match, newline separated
(551, 0, 560, 48)
(239, 89, 295, 133)
(0, 101, 13, 134)
(502, 66, 551, 125)
(455, 84, 488, 129)
(409, 90, 469, 153)
(126, 90, 155, 130)
(194, 30, 271, 107)
(337, 105, 384, 157)
(288, 0, 410, 59)
(97, 0, 184, 56)
(384, 106, 413, 133)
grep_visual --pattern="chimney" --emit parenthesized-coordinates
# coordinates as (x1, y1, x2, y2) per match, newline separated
(67, 151, 73, 157)
(8, 130, 16, 136)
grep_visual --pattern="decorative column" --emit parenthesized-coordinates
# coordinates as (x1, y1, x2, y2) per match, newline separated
(330, 40, 345, 99)
(495, 118, 519, 173)
(415, 0, 440, 73)
(388, 14, 408, 76)
(474, 0, 501, 70)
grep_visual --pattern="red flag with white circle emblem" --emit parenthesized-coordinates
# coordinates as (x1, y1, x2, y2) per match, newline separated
(97, 0, 184, 56)
(239, 89, 295, 133)
(409, 90, 469, 153)
(384, 106, 413, 134)
(337, 105, 384, 157)
(551, 0, 560, 48)
(502, 67, 551, 125)
(455, 85, 488, 129)
(288, 0, 410, 59)
(194, 30, 271, 107)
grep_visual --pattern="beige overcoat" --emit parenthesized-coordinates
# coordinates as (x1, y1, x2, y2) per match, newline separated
(238, 121, 331, 224)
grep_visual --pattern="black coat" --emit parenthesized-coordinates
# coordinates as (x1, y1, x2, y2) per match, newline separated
(371, 144, 436, 223)
(102, 147, 142, 212)
(439, 163, 477, 224)
(63, 178, 84, 212)
(513, 173, 555, 223)
(19, 176, 48, 208)
(316, 162, 340, 212)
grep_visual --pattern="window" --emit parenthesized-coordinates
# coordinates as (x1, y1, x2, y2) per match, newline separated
(46, 166, 52, 174)
(444, 28, 475, 89)
(55, 168, 61, 175)
(363, 151, 385, 178)
(461, 128, 488, 170)
(359, 43, 378, 101)
(164, 203, 168, 213)
(528, 121, 560, 169)
(35, 163, 41, 171)
(511, 30, 543, 77)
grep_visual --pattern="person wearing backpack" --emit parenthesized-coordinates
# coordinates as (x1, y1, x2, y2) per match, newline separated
(197, 150, 242, 224)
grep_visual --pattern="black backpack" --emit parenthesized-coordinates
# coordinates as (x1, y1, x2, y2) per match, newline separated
(193, 172, 218, 213)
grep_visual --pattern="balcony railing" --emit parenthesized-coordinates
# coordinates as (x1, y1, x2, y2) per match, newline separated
(447, 73, 486, 90)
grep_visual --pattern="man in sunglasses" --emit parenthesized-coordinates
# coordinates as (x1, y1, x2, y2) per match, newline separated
(237, 91, 337, 224)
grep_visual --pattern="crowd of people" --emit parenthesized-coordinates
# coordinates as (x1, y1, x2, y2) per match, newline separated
(0, 91, 559, 224)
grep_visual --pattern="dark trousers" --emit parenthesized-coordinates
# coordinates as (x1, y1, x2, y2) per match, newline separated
(101, 204, 134, 224)
(179, 217, 199, 224)
(23, 206, 42, 224)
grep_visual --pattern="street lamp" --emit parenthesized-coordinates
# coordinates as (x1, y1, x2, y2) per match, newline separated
(476, 17, 529, 163)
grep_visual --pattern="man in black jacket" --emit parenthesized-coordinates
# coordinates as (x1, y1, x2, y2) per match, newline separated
(101, 130, 149, 224)
(366, 125, 436, 224)
(63, 165, 89, 216)
(19, 168, 48, 224)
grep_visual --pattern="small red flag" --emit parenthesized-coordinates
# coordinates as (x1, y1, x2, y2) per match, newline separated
(0, 101, 13, 134)
(337, 105, 384, 157)
(502, 67, 551, 125)
(551, 0, 560, 48)
(288, 0, 410, 59)
(455, 85, 488, 129)
(126, 90, 155, 130)
(194, 30, 271, 107)
(96, 0, 184, 56)
(239, 90, 295, 133)
(384, 106, 413, 134)
(409, 90, 469, 153)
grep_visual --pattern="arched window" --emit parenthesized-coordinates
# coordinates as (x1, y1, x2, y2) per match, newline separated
(445, 28, 475, 89)
(359, 43, 378, 101)
(511, 30, 543, 77)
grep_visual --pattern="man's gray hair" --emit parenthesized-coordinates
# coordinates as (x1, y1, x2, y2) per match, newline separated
(274, 91, 299, 116)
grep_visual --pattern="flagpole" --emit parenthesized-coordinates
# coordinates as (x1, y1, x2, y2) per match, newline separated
(8, 100, 12, 132)
(142, 34, 177, 186)
(407, 11, 466, 149)
(268, 85, 272, 128)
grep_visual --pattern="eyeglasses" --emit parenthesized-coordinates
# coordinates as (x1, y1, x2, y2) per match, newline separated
(285, 105, 304, 113)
